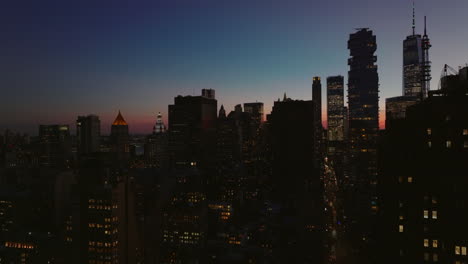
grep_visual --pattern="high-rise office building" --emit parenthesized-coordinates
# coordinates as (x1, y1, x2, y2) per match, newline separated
(144, 112, 168, 169)
(110, 111, 130, 163)
(243, 102, 264, 129)
(346, 28, 380, 261)
(327, 76, 345, 142)
(201, 88, 215, 100)
(267, 98, 324, 262)
(38, 124, 72, 168)
(312, 77, 323, 167)
(386, 8, 431, 127)
(327, 75, 348, 184)
(403, 4, 423, 98)
(379, 65, 468, 264)
(168, 90, 217, 169)
(76, 115, 101, 155)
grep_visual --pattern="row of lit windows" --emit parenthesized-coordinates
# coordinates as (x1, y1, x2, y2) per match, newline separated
(423, 210, 438, 219)
(455, 246, 468, 255)
(88, 223, 112, 229)
(99, 217, 118, 223)
(103, 229, 117, 235)
(424, 239, 438, 248)
(4, 242, 35, 249)
(88, 241, 118, 247)
(398, 176, 414, 183)
(88, 205, 117, 210)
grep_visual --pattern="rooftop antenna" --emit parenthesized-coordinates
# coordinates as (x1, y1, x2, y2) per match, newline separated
(412, 1, 415, 35)
(424, 15, 427, 36)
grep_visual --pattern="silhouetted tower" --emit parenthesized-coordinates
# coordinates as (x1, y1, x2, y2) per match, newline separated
(346, 28, 380, 260)
(403, 2, 424, 99)
(76, 115, 101, 155)
(312, 77, 323, 166)
(110, 111, 130, 163)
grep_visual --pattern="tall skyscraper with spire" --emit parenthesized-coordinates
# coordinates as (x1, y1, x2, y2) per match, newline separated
(386, 3, 431, 128)
(403, 2, 424, 99)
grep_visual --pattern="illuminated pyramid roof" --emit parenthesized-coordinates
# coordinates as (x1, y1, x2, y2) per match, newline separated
(112, 111, 128, 126)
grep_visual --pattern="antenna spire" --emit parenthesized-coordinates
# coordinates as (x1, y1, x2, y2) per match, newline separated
(424, 15, 427, 36)
(412, 1, 415, 35)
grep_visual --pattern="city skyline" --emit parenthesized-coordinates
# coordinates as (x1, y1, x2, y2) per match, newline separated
(2, 0, 468, 134)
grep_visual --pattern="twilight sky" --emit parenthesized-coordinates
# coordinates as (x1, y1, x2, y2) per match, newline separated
(1, 0, 467, 134)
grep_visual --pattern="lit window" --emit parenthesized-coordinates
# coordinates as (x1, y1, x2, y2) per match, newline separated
(455, 246, 460, 255)
(432, 197, 437, 205)
(463, 129, 468, 135)
(399, 225, 404, 233)
(428, 141, 432, 148)
(427, 128, 432, 135)
(464, 141, 468, 148)
(424, 210, 429, 219)
(432, 211, 437, 219)
(424, 239, 429, 247)
(433, 240, 438, 248)
(463, 247, 467, 256)
(399, 215, 404, 220)
(446, 141, 452, 148)
(408, 177, 413, 183)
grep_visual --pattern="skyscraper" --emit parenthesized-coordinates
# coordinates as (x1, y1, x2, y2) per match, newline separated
(76, 115, 101, 155)
(403, 3, 423, 98)
(38, 124, 72, 168)
(110, 111, 130, 163)
(168, 91, 217, 170)
(243, 102, 264, 129)
(379, 65, 468, 264)
(327, 76, 345, 142)
(312, 77, 323, 167)
(268, 98, 323, 262)
(327, 75, 347, 184)
(347, 28, 380, 161)
(386, 7, 431, 128)
(144, 112, 168, 169)
(346, 28, 380, 261)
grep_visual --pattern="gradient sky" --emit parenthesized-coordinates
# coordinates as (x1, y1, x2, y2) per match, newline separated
(1, 0, 467, 134)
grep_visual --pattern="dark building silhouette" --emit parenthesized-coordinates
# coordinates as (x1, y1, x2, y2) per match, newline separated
(312, 77, 324, 167)
(76, 115, 101, 155)
(110, 111, 130, 164)
(267, 96, 324, 262)
(346, 28, 380, 262)
(243, 102, 264, 122)
(379, 65, 468, 264)
(168, 91, 217, 170)
(202, 88, 216, 100)
(144, 112, 168, 169)
(38, 125, 72, 168)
